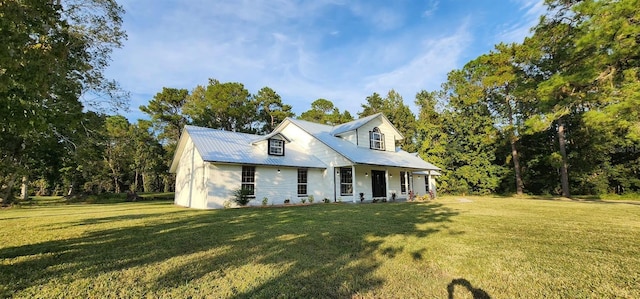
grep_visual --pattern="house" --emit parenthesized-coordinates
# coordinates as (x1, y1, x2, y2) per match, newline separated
(169, 113, 441, 209)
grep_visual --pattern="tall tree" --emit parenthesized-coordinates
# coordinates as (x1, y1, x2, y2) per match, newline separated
(103, 115, 133, 193)
(299, 99, 353, 125)
(524, 0, 640, 197)
(183, 79, 256, 133)
(140, 87, 189, 144)
(254, 87, 294, 134)
(0, 0, 126, 203)
(415, 90, 447, 170)
(473, 43, 529, 195)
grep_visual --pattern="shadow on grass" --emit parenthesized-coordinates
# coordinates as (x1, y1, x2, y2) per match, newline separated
(447, 278, 491, 299)
(0, 202, 458, 297)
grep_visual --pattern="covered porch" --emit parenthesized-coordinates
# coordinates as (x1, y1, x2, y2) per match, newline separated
(333, 165, 440, 203)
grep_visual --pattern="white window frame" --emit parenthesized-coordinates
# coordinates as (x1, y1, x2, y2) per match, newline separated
(297, 168, 308, 196)
(369, 127, 385, 150)
(268, 139, 285, 156)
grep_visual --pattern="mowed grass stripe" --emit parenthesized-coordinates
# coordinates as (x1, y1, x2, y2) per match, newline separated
(1, 197, 638, 298)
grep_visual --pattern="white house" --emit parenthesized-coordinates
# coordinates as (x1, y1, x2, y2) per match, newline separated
(169, 113, 441, 209)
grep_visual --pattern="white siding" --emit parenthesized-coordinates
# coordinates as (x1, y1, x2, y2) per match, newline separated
(251, 167, 329, 206)
(204, 163, 241, 209)
(356, 118, 399, 152)
(281, 123, 350, 202)
(175, 134, 208, 209)
(336, 130, 358, 146)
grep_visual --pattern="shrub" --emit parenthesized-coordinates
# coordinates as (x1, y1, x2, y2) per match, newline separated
(300, 197, 307, 204)
(323, 198, 330, 203)
(232, 188, 253, 206)
(284, 199, 290, 204)
(262, 197, 268, 206)
(308, 195, 314, 203)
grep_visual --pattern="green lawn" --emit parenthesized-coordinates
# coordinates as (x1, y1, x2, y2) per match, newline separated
(1, 197, 639, 298)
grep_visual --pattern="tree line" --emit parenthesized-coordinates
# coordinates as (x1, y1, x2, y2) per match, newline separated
(1, 0, 638, 204)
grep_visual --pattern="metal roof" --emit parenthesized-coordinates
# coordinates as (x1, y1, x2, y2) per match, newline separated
(185, 125, 327, 169)
(286, 118, 441, 171)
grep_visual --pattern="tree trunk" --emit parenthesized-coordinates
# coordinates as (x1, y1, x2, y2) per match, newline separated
(557, 119, 571, 197)
(510, 137, 524, 195)
(134, 169, 139, 192)
(0, 174, 17, 205)
(505, 95, 524, 195)
(20, 176, 29, 200)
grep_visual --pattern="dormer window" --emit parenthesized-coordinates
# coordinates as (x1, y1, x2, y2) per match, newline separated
(268, 139, 285, 156)
(369, 127, 385, 150)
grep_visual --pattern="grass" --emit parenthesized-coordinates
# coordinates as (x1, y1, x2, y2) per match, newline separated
(1, 196, 639, 298)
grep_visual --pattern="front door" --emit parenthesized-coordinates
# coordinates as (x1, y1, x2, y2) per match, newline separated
(371, 170, 386, 198)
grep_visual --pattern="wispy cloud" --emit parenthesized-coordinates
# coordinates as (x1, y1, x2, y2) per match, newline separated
(107, 0, 549, 120)
(498, 0, 546, 43)
(422, 0, 439, 17)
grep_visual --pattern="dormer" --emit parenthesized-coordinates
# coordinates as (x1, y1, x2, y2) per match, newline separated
(252, 132, 291, 156)
(331, 113, 403, 152)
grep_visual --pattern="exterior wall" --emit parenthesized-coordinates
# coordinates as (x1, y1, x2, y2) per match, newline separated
(175, 134, 208, 209)
(203, 164, 330, 208)
(281, 123, 351, 202)
(252, 166, 329, 206)
(204, 163, 242, 209)
(337, 130, 358, 146)
(356, 118, 399, 152)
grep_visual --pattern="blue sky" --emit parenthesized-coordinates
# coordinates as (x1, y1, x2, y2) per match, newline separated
(105, 0, 546, 121)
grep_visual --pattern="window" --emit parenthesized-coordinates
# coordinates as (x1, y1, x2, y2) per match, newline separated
(400, 171, 407, 194)
(297, 168, 308, 196)
(241, 166, 255, 196)
(425, 175, 430, 194)
(369, 127, 385, 150)
(340, 167, 353, 196)
(268, 139, 285, 156)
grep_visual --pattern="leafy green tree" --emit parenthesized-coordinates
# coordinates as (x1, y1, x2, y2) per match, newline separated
(469, 43, 531, 194)
(129, 120, 167, 192)
(299, 99, 353, 125)
(183, 79, 256, 133)
(523, 0, 640, 197)
(415, 90, 447, 169)
(436, 68, 507, 195)
(103, 115, 133, 193)
(254, 87, 294, 134)
(0, 0, 126, 203)
(140, 87, 189, 144)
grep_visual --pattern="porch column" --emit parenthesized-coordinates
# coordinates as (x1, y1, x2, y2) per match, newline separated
(404, 171, 409, 198)
(351, 165, 357, 203)
(385, 169, 390, 201)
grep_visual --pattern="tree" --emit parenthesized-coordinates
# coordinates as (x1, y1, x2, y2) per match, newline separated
(523, 0, 640, 197)
(183, 79, 256, 133)
(415, 90, 447, 170)
(0, 0, 126, 203)
(103, 115, 133, 193)
(140, 87, 189, 144)
(471, 43, 529, 195)
(435, 68, 507, 195)
(254, 87, 294, 134)
(299, 99, 353, 125)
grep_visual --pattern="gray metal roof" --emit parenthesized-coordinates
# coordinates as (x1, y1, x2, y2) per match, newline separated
(331, 113, 381, 135)
(185, 125, 327, 169)
(286, 118, 441, 171)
